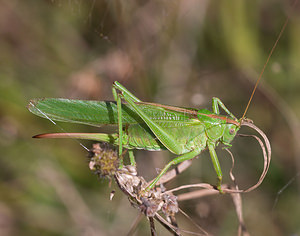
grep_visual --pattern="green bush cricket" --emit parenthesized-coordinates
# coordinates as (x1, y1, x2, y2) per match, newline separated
(28, 81, 260, 193)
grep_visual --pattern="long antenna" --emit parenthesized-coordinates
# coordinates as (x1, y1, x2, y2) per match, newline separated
(241, 3, 295, 120)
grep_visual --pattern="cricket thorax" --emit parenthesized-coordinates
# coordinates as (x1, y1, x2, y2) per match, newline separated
(196, 108, 240, 145)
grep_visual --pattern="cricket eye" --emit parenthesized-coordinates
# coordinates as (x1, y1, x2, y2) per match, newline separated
(229, 128, 235, 135)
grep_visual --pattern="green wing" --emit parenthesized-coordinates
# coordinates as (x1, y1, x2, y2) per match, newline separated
(27, 98, 197, 127)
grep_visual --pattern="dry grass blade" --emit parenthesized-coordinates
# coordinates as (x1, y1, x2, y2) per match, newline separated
(225, 149, 250, 236)
(176, 188, 222, 201)
(165, 183, 215, 195)
(224, 120, 272, 193)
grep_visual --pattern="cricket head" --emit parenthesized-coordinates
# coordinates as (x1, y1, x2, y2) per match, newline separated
(221, 123, 240, 146)
(221, 117, 253, 145)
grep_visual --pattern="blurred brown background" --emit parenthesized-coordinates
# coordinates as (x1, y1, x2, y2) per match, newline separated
(0, 0, 299, 235)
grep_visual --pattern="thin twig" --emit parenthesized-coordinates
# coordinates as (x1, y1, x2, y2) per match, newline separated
(149, 217, 157, 236)
(150, 159, 193, 186)
(225, 149, 250, 236)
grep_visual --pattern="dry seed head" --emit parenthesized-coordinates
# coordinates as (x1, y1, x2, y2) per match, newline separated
(88, 143, 119, 178)
(115, 165, 179, 218)
(162, 194, 178, 217)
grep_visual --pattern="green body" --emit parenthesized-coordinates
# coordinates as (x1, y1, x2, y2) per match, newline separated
(28, 81, 241, 192)
(29, 100, 210, 153)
